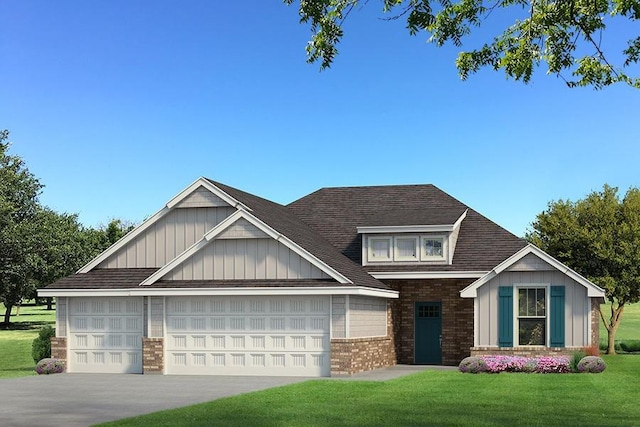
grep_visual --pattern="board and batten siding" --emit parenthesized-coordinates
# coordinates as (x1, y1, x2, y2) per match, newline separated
(98, 207, 235, 269)
(163, 238, 332, 281)
(476, 270, 589, 347)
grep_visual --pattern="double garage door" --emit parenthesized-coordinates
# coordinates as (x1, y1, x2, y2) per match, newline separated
(165, 296, 330, 376)
(67, 295, 330, 377)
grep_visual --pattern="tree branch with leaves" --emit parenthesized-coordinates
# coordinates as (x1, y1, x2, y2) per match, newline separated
(285, 0, 640, 89)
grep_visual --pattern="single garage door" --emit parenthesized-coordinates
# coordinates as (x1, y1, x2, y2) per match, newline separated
(68, 297, 143, 373)
(166, 296, 330, 376)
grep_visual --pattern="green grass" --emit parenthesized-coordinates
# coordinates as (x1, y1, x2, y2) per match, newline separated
(0, 303, 55, 378)
(599, 302, 640, 350)
(97, 355, 639, 427)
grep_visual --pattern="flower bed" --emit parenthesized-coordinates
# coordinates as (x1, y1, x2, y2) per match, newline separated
(459, 355, 571, 374)
(36, 358, 66, 375)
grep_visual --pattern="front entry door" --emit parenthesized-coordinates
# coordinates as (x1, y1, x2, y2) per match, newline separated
(414, 302, 442, 364)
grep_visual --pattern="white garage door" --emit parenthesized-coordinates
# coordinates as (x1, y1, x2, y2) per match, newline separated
(68, 297, 143, 374)
(165, 296, 330, 376)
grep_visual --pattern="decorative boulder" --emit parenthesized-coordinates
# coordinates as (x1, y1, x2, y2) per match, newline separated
(459, 356, 488, 373)
(36, 358, 66, 375)
(577, 356, 606, 373)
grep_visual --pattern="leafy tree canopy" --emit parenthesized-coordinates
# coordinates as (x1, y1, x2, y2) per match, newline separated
(285, 0, 640, 89)
(527, 184, 640, 353)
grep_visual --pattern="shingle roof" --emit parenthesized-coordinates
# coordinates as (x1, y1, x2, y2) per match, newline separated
(287, 184, 527, 271)
(45, 269, 159, 289)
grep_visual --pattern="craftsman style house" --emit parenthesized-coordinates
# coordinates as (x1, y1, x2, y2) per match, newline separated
(40, 178, 605, 376)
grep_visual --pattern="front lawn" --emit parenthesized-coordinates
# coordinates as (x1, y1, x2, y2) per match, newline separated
(0, 303, 55, 378)
(98, 355, 640, 427)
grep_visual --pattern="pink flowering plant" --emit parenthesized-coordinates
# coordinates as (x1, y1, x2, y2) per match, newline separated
(36, 358, 66, 375)
(459, 355, 571, 374)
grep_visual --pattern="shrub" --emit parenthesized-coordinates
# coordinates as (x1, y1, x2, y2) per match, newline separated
(35, 358, 65, 375)
(577, 356, 606, 373)
(535, 356, 571, 373)
(583, 344, 600, 356)
(32, 325, 55, 363)
(459, 357, 488, 373)
(570, 350, 586, 372)
(619, 340, 640, 353)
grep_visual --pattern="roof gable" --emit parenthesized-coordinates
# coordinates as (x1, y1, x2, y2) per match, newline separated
(460, 244, 606, 298)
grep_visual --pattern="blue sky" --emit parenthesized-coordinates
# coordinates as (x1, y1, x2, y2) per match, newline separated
(2, 1, 638, 237)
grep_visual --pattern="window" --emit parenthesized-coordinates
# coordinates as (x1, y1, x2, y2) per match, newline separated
(422, 237, 444, 259)
(369, 237, 392, 261)
(395, 237, 418, 261)
(518, 288, 546, 345)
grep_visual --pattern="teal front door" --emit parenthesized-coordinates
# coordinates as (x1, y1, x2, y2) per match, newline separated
(414, 302, 442, 364)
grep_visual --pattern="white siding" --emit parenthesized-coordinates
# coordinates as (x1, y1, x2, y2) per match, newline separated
(506, 253, 555, 271)
(331, 296, 346, 338)
(149, 297, 164, 337)
(476, 270, 589, 347)
(348, 296, 387, 338)
(56, 297, 67, 337)
(174, 187, 230, 208)
(98, 207, 235, 268)
(164, 238, 332, 281)
(217, 219, 269, 239)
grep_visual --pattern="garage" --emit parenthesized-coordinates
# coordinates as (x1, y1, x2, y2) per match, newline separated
(165, 295, 330, 376)
(67, 297, 143, 374)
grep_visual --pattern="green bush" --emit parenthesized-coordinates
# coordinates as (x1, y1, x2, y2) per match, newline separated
(619, 340, 640, 353)
(31, 325, 55, 363)
(570, 350, 586, 372)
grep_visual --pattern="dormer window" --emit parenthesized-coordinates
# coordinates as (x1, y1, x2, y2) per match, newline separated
(422, 237, 444, 259)
(395, 237, 419, 261)
(369, 237, 392, 261)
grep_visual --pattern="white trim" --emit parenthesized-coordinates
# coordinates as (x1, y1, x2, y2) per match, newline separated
(345, 295, 350, 339)
(38, 286, 399, 299)
(474, 297, 479, 347)
(138, 210, 352, 286)
(370, 271, 487, 279)
(460, 244, 606, 298)
(358, 225, 454, 233)
(78, 177, 248, 274)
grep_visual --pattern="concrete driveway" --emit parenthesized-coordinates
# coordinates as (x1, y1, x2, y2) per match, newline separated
(0, 373, 310, 427)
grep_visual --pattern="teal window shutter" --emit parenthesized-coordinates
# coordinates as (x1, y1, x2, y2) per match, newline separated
(498, 286, 513, 347)
(550, 286, 566, 347)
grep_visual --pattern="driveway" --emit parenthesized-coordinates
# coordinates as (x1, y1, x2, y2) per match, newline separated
(0, 374, 310, 427)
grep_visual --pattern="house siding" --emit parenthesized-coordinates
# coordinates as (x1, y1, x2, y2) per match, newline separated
(386, 279, 474, 365)
(348, 296, 387, 338)
(98, 207, 235, 268)
(163, 238, 331, 281)
(476, 270, 590, 347)
(174, 187, 230, 208)
(331, 296, 347, 338)
(55, 297, 67, 337)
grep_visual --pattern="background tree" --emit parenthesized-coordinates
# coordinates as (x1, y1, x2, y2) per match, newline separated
(285, 0, 640, 89)
(527, 185, 640, 354)
(0, 130, 43, 324)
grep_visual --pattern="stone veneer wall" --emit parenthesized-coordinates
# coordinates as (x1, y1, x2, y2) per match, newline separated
(50, 337, 67, 361)
(142, 338, 164, 374)
(330, 303, 396, 375)
(386, 279, 474, 366)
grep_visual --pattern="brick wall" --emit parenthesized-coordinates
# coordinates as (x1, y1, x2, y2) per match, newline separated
(50, 337, 67, 361)
(142, 338, 164, 374)
(470, 347, 574, 357)
(386, 279, 474, 366)
(591, 297, 605, 347)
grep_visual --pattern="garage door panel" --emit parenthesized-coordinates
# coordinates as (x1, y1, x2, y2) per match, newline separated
(68, 297, 143, 374)
(166, 296, 330, 376)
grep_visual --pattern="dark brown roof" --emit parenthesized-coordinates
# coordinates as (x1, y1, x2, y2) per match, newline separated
(207, 179, 391, 290)
(288, 184, 527, 271)
(46, 269, 158, 289)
